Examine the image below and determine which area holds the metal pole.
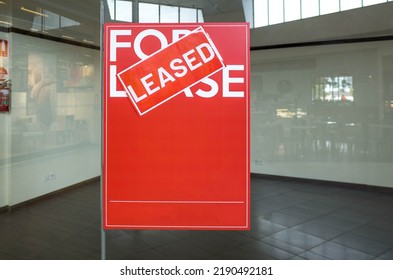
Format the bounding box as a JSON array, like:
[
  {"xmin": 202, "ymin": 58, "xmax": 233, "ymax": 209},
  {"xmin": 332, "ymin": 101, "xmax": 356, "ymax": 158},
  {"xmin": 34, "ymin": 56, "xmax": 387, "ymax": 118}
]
[
  {"xmin": 133, "ymin": 0, "xmax": 139, "ymax": 23},
  {"xmin": 99, "ymin": 0, "xmax": 106, "ymax": 261}
]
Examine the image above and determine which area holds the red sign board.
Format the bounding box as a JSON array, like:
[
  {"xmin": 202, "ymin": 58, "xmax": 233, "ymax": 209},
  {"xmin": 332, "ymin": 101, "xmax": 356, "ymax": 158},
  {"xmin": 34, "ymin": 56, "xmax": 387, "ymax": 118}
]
[{"xmin": 103, "ymin": 23, "xmax": 250, "ymax": 230}]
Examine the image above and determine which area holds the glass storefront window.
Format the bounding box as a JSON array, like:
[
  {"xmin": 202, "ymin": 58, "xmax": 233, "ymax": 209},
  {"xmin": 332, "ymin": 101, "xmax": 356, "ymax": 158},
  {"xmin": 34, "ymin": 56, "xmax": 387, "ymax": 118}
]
[
  {"xmin": 10, "ymin": 34, "xmax": 100, "ymax": 159},
  {"xmin": 197, "ymin": 9, "xmax": 204, "ymax": 22},
  {"xmin": 139, "ymin": 2, "xmax": 159, "ymax": 23},
  {"xmin": 254, "ymin": 0, "xmax": 268, "ymax": 27},
  {"xmin": 251, "ymin": 40, "xmax": 393, "ymax": 187},
  {"xmin": 269, "ymin": 0, "xmax": 284, "ymax": 25},
  {"xmin": 179, "ymin": 7, "xmax": 197, "ymax": 23},
  {"xmin": 160, "ymin": 5, "xmax": 178, "ymax": 23},
  {"xmin": 115, "ymin": 0, "xmax": 133, "ymax": 22},
  {"xmin": 320, "ymin": 0, "xmax": 339, "ymax": 15},
  {"xmin": 106, "ymin": 1, "xmax": 203, "ymax": 24},
  {"xmin": 284, "ymin": 0, "xmax": 301, "ymax": 22},
  {"xmin": 340, "ymin": 0, "xmax": 362, "ymax": 11},
  {"xmin": 254, "ymin": 0, "xmax": 391, "ymax": 27},
  {"xmin": 363, "ymin": 0, "xmax": 388, "ymax": 6},
  {"xmin": 301, "ymin": 0, "xmax": 319, "ymax": 19}
]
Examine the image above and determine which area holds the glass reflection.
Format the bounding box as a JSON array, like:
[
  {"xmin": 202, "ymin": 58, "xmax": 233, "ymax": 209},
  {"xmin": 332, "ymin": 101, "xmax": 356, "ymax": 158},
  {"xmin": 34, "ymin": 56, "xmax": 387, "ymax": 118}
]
[
  {"xmin": 160, "ymin": 5, "xmax": 179, "ymax": 23},
  {"xmin": 284, "ymin": 0, "xmax": 301, "ymax": 22},
  {"xmin": 8, "ymin": 33, "xmax": 100, "ymax": 159},
  {"xmin": 180, "ymin": 7, "xmax": 197, "ymax": 23},
  {"xmin": 139, "ymin": 2, "xmax": 159, "ymax": 23},
  {"xmin": 116, "ymin": 0, "xmax": 133, "ymax": 22},
  {"xmin": 251, "ymin": 41, "xmax": 393, "ymax": 165}
]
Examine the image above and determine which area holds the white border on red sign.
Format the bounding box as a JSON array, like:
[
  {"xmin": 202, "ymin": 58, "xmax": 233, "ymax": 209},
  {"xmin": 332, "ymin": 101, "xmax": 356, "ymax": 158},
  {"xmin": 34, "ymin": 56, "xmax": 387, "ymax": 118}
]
[{"xmin": 104, "ymin": 23, "xmax": 250, "ymax": 229}]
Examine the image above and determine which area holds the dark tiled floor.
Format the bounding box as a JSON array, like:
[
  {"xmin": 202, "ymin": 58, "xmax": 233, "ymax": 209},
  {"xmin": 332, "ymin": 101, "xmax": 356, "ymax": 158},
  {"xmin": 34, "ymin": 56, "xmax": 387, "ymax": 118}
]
[{"xmin": 1, "ymin": 175, "xmax": 393, "ymax": 260}]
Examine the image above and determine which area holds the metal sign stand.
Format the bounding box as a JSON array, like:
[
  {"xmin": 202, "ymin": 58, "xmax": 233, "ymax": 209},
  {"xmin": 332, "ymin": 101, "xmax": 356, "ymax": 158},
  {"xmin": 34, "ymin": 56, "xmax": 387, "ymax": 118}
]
[{"xmin": 100, "ymin": 0, "xmax": 106, "ymax": 261}]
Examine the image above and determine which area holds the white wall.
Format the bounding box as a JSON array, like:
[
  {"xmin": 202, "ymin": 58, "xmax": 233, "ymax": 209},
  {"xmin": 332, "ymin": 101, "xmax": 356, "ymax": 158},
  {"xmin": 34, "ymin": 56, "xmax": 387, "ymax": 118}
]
[{"xmin": 8, "ymin": 145, "xmax": 100, "ymax": 205}]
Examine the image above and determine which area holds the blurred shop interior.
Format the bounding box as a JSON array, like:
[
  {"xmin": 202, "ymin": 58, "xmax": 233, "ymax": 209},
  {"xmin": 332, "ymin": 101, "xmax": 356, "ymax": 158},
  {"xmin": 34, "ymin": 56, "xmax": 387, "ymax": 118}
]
[{"xmin": 0, "ymin": 0, "xmax": 393, "ymax": 230}]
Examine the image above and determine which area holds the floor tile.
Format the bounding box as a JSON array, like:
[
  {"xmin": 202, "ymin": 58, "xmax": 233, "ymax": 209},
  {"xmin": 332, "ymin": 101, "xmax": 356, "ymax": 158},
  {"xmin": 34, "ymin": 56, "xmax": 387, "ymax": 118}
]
[
  {"xmin": 377, "ymin": 248, "xmax": 393, "ymax": 260},
  {"xmin": 311, "ymin": 214, "xmax": 362, "ymax": 231},
  {"xmin": 1, "ymin": 176, "xmax": 393, "ymax": 260},
  {"xmin": 334, "ymin": 188, "xmax": 381, "ymax": 201},
  {"xmin": 269, "ymin": 194, "xmax": 308, "ymax": 206},
  {"xmin": 269, "ymin": 229, "xmax": 325, "ymax": 250},
  {"xmin": 0, "ymin": 229, "xmax": 24, "ymax": 250},
  {"xmin": 367, "ymin": 218, "xmax": 393, "ymax": 233},
  {"xmin": 329, "ymin": 208, "xmax": 380, "ymax": 224},
  {"xmin": 155, "ymin": 240, "xmax": 215, "ymax": 260},
  {"xmin": 131, "ymin": 230, "xmax": 181, "ymax": 247},
  {"xmin": 0, "ymin": 251, "xmax": 22, "ymax": 260},
  {"xmin": 285, "ymin": 190, "xmax": 322, "ymax": 200},
  {"xmin": 260, "ymin": 212, "xmax": 307, "ymax": 228},
  {"xmin": 350, "ymin": 225, "xmax": 393, "ymax": 245},
  {"xmin": 28, "ymin": 223, "xmax": 78, "ymax": 245},
  {"xmin": 311, "ymin": 196, "xmax": 348, "ymax": 209},
  {"xmin": 34, "ymin": 246, "xmax": 92, "ymax": 260},
  {"xmin": 292, "ymin": 221, "xmax": 344, "ymax": 240},
  {"xmin": 185, "ymin": 232, "xmax": 242, "ymax": 254},
  {"xmin": 290, "ymin": 256, "xmax": 307, "ymax": 260},
  {"xmin": 310, "ymin": 241, "xmax": 374, "ymax": 260},
  {"xmin": 0, "ymin": 236, "xmax": 53, "ymax": 259},
  {"xmin": 251, "ymin": 187, "xmax": 282, "ymax": 200},
  {"xmin": 277, "ymin": 205, "xmax": 325, "ymax": 220},
  {"xmin": 250, "ymin": 201, "xmax": 275, "ymax": 217},
  {"xmin": 346, "ymin": 202, "xmax": 390, "ymax": 217},
  {"xmin": 331, "ymin": 232, "xmax": 392, "ymax": 256},
  {"xmin": 216, "ymin": 230, "xmax": 257, "ymax": 245},
  {"xmin": 168, "ymin": 230, "xmax": 198, "ymax": 240},
  {"xmin": 245, "ymin": 240, "xmax": 295, "ymax": 259},
  {"xmin": 63, "ymin": 229, "xmax": 101, "ymax": 252},
  {"xmin": 259, "ymin": 236, "xmax": 305, "ymax": 255},
  {"xmin": 0, "ymin": 211, "xmax": 32, "ymax": 230},
  {"xmin": 121, "ymin": 248, "xmax": 170, "ymax": 260},
  {"xmin": 246, "ymin": 216, "xmax": 287, "ymax": 238},
  {"xmin": 370, "ymin": 194, "xmax": 393, "ymax": 206},
  {"xmin": 252, "ymin": 198, "xmax": 290, "ymax": 211},
  {"xmin": 380, "ymin": 213, "xmax": 393, "ymax": 223},
  {"xmin": 218, "ymin": 244, "xmax": 276, "ymax": 260},
  {"xmin": 106, "ymin": 234, "xmax": 152, "ymax": 259},
  {"xmin": 3, "ymin": 215, "xmax": 57, "ymax": 236},
  {"xmin": 56, "ymin": 242, "xmax": 99, "ymax": 259},
  {"xmin": 299, "ymin": 251, "xmax": 331, "ymax": 260},
  {"xmin": 295, "ymin": 200, "xmax": 340, "ymax": 214}
]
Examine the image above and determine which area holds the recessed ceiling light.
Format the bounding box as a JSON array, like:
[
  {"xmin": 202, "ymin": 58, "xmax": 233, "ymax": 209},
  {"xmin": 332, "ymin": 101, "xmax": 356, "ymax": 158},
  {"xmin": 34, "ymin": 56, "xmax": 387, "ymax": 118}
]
[{"xmin": 21, "ymin": 6, "xmax": 48, "ymax": 17}]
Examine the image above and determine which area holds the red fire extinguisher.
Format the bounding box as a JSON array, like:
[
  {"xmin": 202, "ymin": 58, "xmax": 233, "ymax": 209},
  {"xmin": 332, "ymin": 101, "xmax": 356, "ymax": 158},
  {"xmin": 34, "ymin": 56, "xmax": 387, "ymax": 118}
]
[{"xmin": 0, "ymin": 78, "xmax": 11, "ymax": 113}]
